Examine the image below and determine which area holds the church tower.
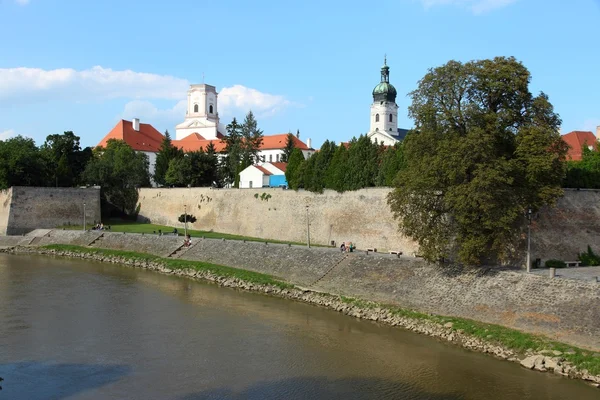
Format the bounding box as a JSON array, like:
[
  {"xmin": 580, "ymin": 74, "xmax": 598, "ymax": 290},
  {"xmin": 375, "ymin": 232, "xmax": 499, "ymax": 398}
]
[
  {"xmin": 175, "ymin": 84, "xmax": 221, "ymax": 140},
  {"xmin": 369, "ymin": 57, "xmax": 399, "ymax": 145}
]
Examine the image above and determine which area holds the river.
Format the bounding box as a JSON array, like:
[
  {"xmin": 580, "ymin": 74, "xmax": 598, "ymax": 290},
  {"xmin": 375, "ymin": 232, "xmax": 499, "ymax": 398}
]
[{"xmin": 0, "ymin": 254, "xmax": 597, "ymax": 399}]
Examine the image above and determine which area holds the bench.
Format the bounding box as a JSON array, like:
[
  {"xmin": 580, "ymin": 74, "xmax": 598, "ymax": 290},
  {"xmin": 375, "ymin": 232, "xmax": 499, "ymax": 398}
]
[
  {"xmin": 388, "ymin": 250, "xmax": 403, "ymax": 258},
  {"xmin": 366, "ymin": 248, "xmax": 377, "ymax": 253},
  {"xmin": 565, "ymin": 261, "xmax": 581, "ymax": 268}
]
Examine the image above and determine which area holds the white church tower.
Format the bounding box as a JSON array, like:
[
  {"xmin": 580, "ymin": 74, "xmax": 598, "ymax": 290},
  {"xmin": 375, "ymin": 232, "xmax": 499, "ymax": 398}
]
[
  {"xmin": 175, "ymin": 84, "xmax": 222, "ymax": 140},
  {"xmin": 368, "ymin": 57, "xmax": 400, "ymax": 146}
]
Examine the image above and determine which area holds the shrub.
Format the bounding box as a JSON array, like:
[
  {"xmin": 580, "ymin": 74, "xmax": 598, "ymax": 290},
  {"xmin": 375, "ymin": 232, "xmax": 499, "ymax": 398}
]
[
  {"xmin": 545, "ymin": 259, "xmax": 566, "ymax": 269},
  {"xmin": 577, "ymin": 245, "xmax": 600, "ymax": 266},
  {"xmin": 178, "ymin": 214, "xmax": 197, "ymax": 224}
]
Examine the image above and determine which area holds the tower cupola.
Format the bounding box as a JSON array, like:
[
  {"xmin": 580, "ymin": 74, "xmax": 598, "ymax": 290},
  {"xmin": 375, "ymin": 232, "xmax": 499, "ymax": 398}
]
[{"xmin": 372, "ymin": 56, "xmax": 397, "ymax": 103}]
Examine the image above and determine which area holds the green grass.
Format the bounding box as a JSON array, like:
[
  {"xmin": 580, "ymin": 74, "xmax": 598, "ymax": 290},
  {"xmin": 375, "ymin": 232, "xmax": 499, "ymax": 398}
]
[
  {"xmin": 58, "ymin": 219, "xmax": 327, "ymax": 247},
  {"xmin": 40, "ymin": 244, "xmax": 600, "ymax": 376},
  {"xmin": 42, "ymin": 244, "xmax": 294, "ymax": 290}
]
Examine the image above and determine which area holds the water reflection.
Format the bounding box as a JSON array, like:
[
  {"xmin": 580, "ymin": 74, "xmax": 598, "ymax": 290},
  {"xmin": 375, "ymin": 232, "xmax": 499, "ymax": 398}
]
[{"xmin": 0, "ymin": 254, "xmax": 597, "ymax": 400}]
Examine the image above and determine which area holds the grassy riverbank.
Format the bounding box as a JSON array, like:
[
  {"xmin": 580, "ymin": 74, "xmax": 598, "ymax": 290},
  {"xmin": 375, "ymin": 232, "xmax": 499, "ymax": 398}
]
[
  {"xmin": 41, "ymin": 244, "xmax": 600, "ymax": 376},
  {"xmin": 58, "ymin": 219, "xmax": 325, "ymax": 247}
]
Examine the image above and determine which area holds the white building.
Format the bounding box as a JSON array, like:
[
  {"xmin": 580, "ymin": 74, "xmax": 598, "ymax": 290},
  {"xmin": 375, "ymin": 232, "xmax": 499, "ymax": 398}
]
[
  {"xmin": 367, "ymin": 58, "xmax": 410, "ymax": 146},
  {"xmin": 239, "ymin": 162, "xmax": 287, "ymax": 189},
  {"xmin": 175, "ymin": 84, "xmax": 226, "ymax": 140}
]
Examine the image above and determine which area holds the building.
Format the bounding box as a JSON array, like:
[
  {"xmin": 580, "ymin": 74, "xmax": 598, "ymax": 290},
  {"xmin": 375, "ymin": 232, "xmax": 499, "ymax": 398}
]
[
  {"xmin": 561, "ymin": 129, "xmax": 599, "ymax": 161},
  {"xmin": 174, "ymin": 84, "xmax": 226, "ymax": 141},
  {"xmin": 366, "ymin": 58, "xmax": 410, "ymax": 146},
  {"xmin": 239, "ymin": 162, "xmax": 287, "ymax": 189}
]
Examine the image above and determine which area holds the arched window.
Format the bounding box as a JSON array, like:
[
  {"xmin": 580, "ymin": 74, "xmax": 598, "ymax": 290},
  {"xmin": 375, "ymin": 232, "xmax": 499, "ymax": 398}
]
[
  {"xmin": 375, "ymin": 114, "xmax": 380, "ymax": 122},
  {"xmin": 193, "ymin": 104, "xmax": 198, "ymax": 113},
  {"xmin": 389, "ymin": 113, "xmax": 393, "ymax": 122},
  {"xmin": 375, "ymin": 128, "xmax": 379, "ymax": 132},
  {"xmin": 209, "ymin": 105, "xmax": 214, "ymax": 114}
]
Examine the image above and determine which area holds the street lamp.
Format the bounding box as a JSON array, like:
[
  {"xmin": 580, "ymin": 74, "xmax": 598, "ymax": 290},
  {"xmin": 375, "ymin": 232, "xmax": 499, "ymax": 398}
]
[
  {"xmin": 526, "ymin": 208, "xmax": 532, "ymax": 273},
  {"xmin": 184, "ymin": 204, "xmax": 188, "ymax": 238},
  {"xmin": 83, "ymin": 202, "xmax": 86, "ymax": 232},
  {"xmin": 306, "ymin": 205, "xmax": 311, "ymax": 248}
]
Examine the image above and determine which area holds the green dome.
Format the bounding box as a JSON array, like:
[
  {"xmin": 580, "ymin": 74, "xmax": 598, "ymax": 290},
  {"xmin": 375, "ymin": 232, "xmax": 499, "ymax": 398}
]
[{"xmin": 372, "ymin": 82, "xmax": 397, "ymax": 102}]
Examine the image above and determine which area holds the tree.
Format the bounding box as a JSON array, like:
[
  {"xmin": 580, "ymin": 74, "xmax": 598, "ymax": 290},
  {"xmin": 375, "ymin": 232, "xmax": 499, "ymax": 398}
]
[
  {"xmin": 220, "ymin": 118, "xmax": 243, "ymax": 187},
  {"xmin": 240, "ymin": 111, "xmax": 263, "ymax": 169},
  {"xmin": 281, "ymin": 133, "xmax": 295, "ymax": 162},
  {"xmin": 40, "ymin": 131, "xmax": 92, "ymax": 187},
  {"xmin": 377, "ymin": 142, "xmax": 406, "ymax": 187},
  {"xmin": 388, "ymin": 57, "xmax": 568, "ymax": 265},
  {"xmin": 178, "ymin": 214, "xmax": 197, "ymax": 224},
  {"xmin": 285, "ymin": 148, "xmax": 305, "ymax": 190},
  {"xmin": 345, "ymin": 135, "xmax": 379, "ymax": 190},
  {"xmin": 0, "ymin": 136, "xmax": 48, "ymax": 189},
  {"xmin": 154, "ymin": 130, "xmax": 182, "ymax": 186},
  {"xmin": 83, "ymin": 139, "xmax": 151, "ymax": 215},
  {"xmin": 165, "ymin": 150, "xmax": 218, "ymax": 187},
  {"xmin": 305, "ymin": 140, "xmax": 336, "ymax": 192}
]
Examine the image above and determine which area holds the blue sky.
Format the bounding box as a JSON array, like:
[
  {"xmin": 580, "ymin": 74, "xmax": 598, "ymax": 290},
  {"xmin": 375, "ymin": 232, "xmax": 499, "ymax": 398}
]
[{"xmin": 1, "ymin": 0, "xmax": 599, "ymax": 148}]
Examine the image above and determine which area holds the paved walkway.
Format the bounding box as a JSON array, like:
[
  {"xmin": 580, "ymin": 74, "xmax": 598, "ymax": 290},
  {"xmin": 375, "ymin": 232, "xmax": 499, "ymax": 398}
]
[{"xmin": 530, "ymin": 266, "xmax": 600, "ymax": 283}]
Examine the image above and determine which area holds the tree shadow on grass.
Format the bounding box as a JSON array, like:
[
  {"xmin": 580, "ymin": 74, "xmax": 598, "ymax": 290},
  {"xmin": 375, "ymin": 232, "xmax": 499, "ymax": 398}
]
[
  {"xmin": 0, "ymin": 361, "xmax": 130, "ymax": 400},
  {"xmin": 177, "ymin": 376, "xmax": 463, "ymax": 400}
]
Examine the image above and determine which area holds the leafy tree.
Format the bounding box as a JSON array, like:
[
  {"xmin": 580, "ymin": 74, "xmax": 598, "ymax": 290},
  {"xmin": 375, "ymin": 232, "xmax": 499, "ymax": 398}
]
[
  {"xmin": 154, "ymin": 130, "xmax": 183, "ymax": 186},
  {"xmin": 220, "ymin": 118, "xmax": 243, "ymax": 187},
  {"xmin": 0, "ymin": 136, "xmax": 48, "ymax": 189},
  {"xmin": 178, "ymin": 214, "xmax": 197, "ymax": 224},
  {"xmin": 377, "ymin": 142, "xmax": 406, "ymax": 186},
  {"xmin": 205, "ymin": 141, "xmax": 217, "ymax": 156},
  {"xmin": 281, "ymin": 133, "xmax": 296, "ymax": 163},
  {"xmin": 325, "ymin": 144, "xmax": 349, "ymax": 192},
  {"xmin": 388, "ymin": 57, "xmax": 568, "ymax": 265},
  {"xmin": 40, "ymin": 131, "xmax": 91, "ymax": 187},
  {"xmin": 305, "ymin": 140, "xmax": 336, "ymax": 192},
  {"xmin": 83, "ymin": 139, "xmax": 151, "ymax": 215},
  {"xmin": 165, "ymin": 150, "xmax": 218, "ymax": 187},
  {"xmin": 240, "ymin": 111, "xmax": 264, "ymax": 169},
  {"xmin": 563, "ymin": 144, "xmax": 600, "ymax": 189},
  {"xmin": 345, "ymin": 135, "xmax": 379, "ymax": 190},
  {"xmin": 285, "ymin": 148, "xmax": 305, "ymax": 190}
]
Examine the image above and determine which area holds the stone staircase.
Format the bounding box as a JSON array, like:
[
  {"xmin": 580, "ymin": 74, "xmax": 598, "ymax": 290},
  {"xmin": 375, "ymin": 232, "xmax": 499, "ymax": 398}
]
[
  {"xmin": 309, "ymin": 254, "xmax": 352, "ymax": 287},
  {"xmin": 88, "ymin": 233, "xmax": 104, "ymax": 247},
  {"xmin": 166, "ymin": 241, "xmax": 197, "ymax": 259}
]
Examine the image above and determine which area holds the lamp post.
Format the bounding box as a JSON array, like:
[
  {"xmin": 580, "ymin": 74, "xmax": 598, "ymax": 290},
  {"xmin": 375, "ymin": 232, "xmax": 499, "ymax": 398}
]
[
  {"xmin": 306, "ymin": 205, "xmax": 311, "ymax": 248},
  {"xmin": 184, "ymin": 204, "xmax": 188, "ymax": 238},
  {"xmin": 526, "ymin": 208, "xmax": 532, "ymax": 273},
  {"xmin": 83, "ymin": 202, "xmax": 86, "ymax": 232}
]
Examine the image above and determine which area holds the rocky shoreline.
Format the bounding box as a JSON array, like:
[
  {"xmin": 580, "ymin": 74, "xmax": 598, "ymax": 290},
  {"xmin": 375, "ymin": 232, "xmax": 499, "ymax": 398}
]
[{"xmin": 2, "ymin": 245, "xmax": 600, "ymax": 388}]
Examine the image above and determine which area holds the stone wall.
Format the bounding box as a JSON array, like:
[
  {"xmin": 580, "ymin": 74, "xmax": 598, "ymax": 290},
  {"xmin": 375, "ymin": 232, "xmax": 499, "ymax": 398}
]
[
  {"xmin": 137, "ymin": 187, "xmax": 418, "ymax": 254},
  {"xmin": 0, "ymin": 188, "xmax": 12, "ymax": 235},
  {"xmin": 2, "ymin": 187, "xmax": 101, "ymax": 235}
]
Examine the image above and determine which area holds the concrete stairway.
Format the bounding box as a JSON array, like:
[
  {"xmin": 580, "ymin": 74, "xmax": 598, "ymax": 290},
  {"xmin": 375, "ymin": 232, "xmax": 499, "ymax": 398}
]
[{"xmin": 309, "ymin": 254, "xmax": 351, "ymax": 287}]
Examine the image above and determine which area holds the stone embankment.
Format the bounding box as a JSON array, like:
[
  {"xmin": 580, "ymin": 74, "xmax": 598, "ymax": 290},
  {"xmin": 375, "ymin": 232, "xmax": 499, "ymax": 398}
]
[{"xmin": 2, "ymin": 245, "xmax": 599, "ymax": 388}]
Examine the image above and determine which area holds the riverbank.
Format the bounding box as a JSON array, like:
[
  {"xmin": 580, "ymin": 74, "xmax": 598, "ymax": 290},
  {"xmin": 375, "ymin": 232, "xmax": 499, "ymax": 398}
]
[{"xmin": 2, "ymin": 244, "xmax": 599, "ymax": 388}]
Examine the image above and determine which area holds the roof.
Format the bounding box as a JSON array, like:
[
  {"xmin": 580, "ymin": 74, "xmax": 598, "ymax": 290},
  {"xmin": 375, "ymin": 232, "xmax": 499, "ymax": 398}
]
[
  {"xmin": 172, "ymin": 137, "xmax": 227, "ymax": 153},
  {"xmin": 260, "ymin": 134, "xmax": 311, "ymax": 150},
  {"xmin": 254, "ymin": 165, "xmax": 272, "ymax": 175},
  {"xmin": 97, "ymin": 120, "xmax": 164, "ymax": 152},
  {"xmin": 269, "ymin": 162, "xmax": 287, "ymax": 172},
  {"xmin": 562, "ymin": 131, "xmax": 597, "ymax": 161}
]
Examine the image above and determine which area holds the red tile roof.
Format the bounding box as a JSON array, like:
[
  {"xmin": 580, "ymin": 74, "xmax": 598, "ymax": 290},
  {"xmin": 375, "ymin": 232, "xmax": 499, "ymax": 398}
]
[
  {"xmin": 97, "ymin": 120, "xmax": 164, "ymax": 152},
  {"xmin": 254, "ymin": 165, "xmax": 272, "ymax": 175},
  {"xmin": 562, "ymin": 131, "xmax": 597, "ymax": 161},
  {"xmin": 172, "ymin": 138, "xmax": 227, "ymax": 153},
  {"xmin": 260, "ymin": 134, "xmax": 310, "ymax": 150},
  {"xmin": 269, "ymin": 162, "xmax": 287, "ymax": 172}
]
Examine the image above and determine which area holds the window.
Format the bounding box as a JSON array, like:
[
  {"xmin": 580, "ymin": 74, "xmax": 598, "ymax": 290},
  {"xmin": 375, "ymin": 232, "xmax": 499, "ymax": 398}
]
[
  {"xmin": 209, "ymin": 105, "xmax": 214, "ymax": 114},
  {"xmin": 375, "ymin": 114, "xmax": 380, "ymax": 122},
  {"xmin": 276, "ymin": 154, "xmax": 280, "ymax": 162},
  {"xmin": 193, "ymin": 104, "xmax": 198, "ymax": 113},
  {"xmin": 249, "ymin": 181, "xmax": 253, "ymax": 188},
  {"xmin": 389, "ymin": 114, "xmax": 393, "ymax": 122},
  {"xmin": 389, "ymin": 128, "xmax": 392, "ymax": 131},
  {"xmin": 269, "ymin": 154, "xmax": 272, "ymax": 162},
  {"xmin": 261, "ymin": 155, "xmax": 265, "ymax": 162},
  {"xmin": 376, "ymin": 128, "xmax": 379, "ymax": 131}
]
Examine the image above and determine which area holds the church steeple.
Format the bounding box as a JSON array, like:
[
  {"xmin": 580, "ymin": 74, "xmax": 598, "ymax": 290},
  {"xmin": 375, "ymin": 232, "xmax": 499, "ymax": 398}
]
[{"xmin": 381, "ymin": 55, "xmax": 390, "ymax": 83}]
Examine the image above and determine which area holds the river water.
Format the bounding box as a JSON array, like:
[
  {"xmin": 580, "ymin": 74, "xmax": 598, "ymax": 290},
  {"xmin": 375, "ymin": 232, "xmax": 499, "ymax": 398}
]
[{"xmin": 0, "ymin": 254, "xmax": 597, "ymax": 400}]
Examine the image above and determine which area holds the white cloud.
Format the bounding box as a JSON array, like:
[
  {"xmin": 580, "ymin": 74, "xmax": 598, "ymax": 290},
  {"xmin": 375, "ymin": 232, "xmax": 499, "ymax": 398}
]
[
  {"xmin": 15, "ymin": 0, "xmax": 30, "ymax": 5},
  {"xmin": 0, "ymin": 66, "xmax": 189, "ymax": 103},
  {"xmin": 0, "ymin": 129, "xmax": 18, "ymax": 140},
  {"xmin": 419, "ymin": 0, "xmax": 518, "ymax": 14},
  {"xmin": 121, "ymin": 84, "xmax": 293, "ymax": 123}
]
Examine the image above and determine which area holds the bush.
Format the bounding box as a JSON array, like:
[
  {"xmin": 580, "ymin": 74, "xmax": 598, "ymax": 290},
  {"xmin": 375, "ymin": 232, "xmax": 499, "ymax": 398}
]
[
  {"xmin": 178, "ymin": 214, "xmax": 197, "ymax": 224},
  {"xmin": 577, "ymin": 245, "xmax": 600, "ymax": 266},
  {"xmin": 545, "ymin": 259, "xmax": 566, "ymax": 269}
]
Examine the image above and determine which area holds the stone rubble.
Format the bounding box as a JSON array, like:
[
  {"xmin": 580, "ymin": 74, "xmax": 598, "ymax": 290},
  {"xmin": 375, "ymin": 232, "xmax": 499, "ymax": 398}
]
[{"xmin": 2, "ymin": 245, "xmax": 599, "ymax": 389}]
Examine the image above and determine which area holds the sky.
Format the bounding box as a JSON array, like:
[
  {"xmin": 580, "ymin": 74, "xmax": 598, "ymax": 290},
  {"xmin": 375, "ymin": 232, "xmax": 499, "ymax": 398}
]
[{"xmin": 1, "ymin": 0, "xmax": 599, "ymax": 149}]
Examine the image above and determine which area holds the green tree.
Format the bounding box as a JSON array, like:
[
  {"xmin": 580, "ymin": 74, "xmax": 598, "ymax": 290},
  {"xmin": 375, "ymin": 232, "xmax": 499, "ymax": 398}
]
[
  {"xmin": 165, "ymin": 150, "xmax": 218, "ymax": 187},
  {"xmin": 285, "ymin": 148, "xmax": 305, "ymax": 190},
  {"xmin": 0, "ymin": 136, "xmax": 48, "ymax": 189},
  {"xmin": 40, "ymin": 131, "xmax": 91, "ymax": 187},
  {"xmin": 325, "ymin": 144, "xmax": 349, "ymax": 192},
  {"xmin": 83, "ymin": 139, "xmax": 151, "ymax": 215},
  {"xmin": 388, "ymin": 57, "xmax": 568, "ymax": 265},
  {"xmin": 240, "ymin": 111, "xmax": 264, "ymax": 170},
  {"xmin": 305, "ymin": 140, "xmax": 336, "ymax": 192},
  {"xmin": 220, "ymin": 118, "xmax": 243, "ymax": 187},
  {"xmin": 154, "ymin": 130, "xmax": 182, "ymax": 186},
  {"xmin": 281, "ymin": 133, "xmax": 296, "ymax": 163},
  {"xmin": 345, "ymin": 135, "xmax": 379, "ymax": 190},
  {"xmin": 377, "ymin": 142, "xmax": 406, "ymax": 186}
]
